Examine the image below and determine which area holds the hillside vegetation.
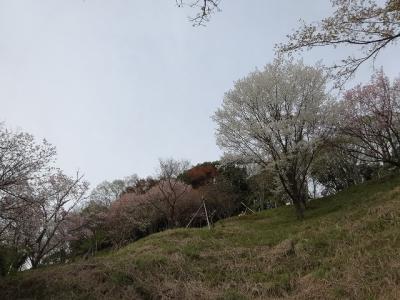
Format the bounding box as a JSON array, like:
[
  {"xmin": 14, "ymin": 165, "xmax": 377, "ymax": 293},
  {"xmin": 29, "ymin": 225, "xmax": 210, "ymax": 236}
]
[{"xmin": 1, "ymin": 175, "xmax": 400, "ymax": 299}]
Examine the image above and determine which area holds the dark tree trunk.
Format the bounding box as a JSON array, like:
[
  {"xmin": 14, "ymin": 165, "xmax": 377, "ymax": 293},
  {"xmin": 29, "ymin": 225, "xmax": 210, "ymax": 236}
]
[
  {"xmin": 300, "ymin": 195, "xmax": 307, "ymax": 210},
  {"xmin": 30, "ymin": 258, "xmax": 39, "ymax": 269},
  {"xmin": 293, "ymin": 199, "xmax": 305, "ymax": 219}
]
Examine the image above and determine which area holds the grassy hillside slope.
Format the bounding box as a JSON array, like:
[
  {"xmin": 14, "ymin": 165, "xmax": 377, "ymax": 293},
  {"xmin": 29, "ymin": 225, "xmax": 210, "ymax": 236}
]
[{"xmin": 1, "ymin": 175, "xmax": 400, "ymax": 299}]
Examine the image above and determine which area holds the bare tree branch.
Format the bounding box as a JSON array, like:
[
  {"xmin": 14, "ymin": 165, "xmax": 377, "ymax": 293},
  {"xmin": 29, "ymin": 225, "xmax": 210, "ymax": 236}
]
[
  {"xmin": 277, "ymin": 0, "xmax": 400, "ymax": 87},
  {"xmin": 176, "ymin": 0, "xmax": 221, "ymax": 26}
]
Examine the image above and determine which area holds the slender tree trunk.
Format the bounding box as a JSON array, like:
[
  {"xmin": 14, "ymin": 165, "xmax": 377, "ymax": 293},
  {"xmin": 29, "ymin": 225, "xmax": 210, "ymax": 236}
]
[
  {"xmin": 300, "ymin": 195, "xmax": 307, "ymax": 210},
  {"xmin": 287, "ymin": 169, "xmax": 306, "ymax": 219},
  {"xmin": 168, "ymin": 205, "xmax": 178, "ymax": 228},
  {"xmin": 293, "ymin": 199, "xmax": 304, "ymax": 219},
  {"xmin": 30, "ymin": 258, "xmax": 39, "ymax": 269}
]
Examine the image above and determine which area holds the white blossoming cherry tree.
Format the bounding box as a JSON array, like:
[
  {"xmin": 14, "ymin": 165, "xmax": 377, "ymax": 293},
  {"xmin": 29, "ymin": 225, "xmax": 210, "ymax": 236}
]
[{"xmin": 213, "ymin": 59, "xmax": 334, "ymax": 218}]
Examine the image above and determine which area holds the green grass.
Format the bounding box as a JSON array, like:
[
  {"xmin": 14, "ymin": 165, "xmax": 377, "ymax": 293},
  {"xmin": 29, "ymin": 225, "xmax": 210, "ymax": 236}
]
[{"xmin": 2, "ymin": 174, "xmax": 400, "ymax": 299}]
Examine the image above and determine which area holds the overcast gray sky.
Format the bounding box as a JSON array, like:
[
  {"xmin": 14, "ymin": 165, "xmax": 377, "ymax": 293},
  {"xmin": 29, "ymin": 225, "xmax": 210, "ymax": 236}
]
[{"xmin": 1, "ymin": 0, "xmax": 399, "ymax": 187}]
